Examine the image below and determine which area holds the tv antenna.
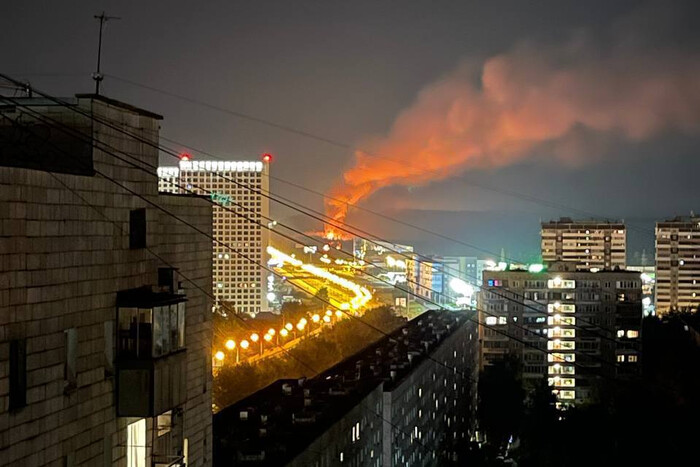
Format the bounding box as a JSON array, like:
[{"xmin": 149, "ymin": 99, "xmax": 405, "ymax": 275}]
[{"xmin": 93, "ymin": 11, "xmax": 120, "ymax": 95}]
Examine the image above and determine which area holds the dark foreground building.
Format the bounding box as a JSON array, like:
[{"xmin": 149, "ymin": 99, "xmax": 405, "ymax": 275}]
[
  {"xmin": 213, "ymin": 310, "xmax": 478, "ymax": 466},
  {"xmin": 0, "ymin": 95, "xmax": 213, "ymax": 466}
]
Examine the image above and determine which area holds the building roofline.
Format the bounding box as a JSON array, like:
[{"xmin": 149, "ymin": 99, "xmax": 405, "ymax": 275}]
[{"xmin": 75, "ymin": 94, "xmax": 164, "ymax": 120}]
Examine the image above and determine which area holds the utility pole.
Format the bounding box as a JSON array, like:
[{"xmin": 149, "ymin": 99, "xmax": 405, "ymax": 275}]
[{"xmin": 93, "ymin": 12, "xmax": 120, "ymax": 95}]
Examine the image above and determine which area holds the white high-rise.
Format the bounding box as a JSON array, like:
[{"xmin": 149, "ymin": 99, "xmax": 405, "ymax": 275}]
[{"xmin": 158, "ymin": 156, "xmax": 271, "ymax": 313}]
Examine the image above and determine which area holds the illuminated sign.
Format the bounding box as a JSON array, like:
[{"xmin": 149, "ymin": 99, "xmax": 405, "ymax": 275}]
[{"xmin": 210, "ymin": 192, "xmax": 232, "ymax": 205}]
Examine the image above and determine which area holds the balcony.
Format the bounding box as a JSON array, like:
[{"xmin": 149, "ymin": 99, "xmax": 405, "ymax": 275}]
[{"xmin": 116, "ymin": 287, "xmax": 188, "ymax": 418}]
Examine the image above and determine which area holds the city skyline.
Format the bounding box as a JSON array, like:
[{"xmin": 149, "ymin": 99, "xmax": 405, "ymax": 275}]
[
  {"xmin": 3, "ymin": 1, "xmax": 700, "ymax": 256},
  {"xmin": 2, "ymin": 2, "xmax": 700, "ymax": 466}
]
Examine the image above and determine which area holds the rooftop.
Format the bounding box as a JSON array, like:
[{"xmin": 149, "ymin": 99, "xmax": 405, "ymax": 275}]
[
  {"xmin": 542, "ymin": 217, "xmax": 624, "ymax": 228},
  {"xmin": 213, "ymin": 309, "xmax": 470, "ymax": 466}
]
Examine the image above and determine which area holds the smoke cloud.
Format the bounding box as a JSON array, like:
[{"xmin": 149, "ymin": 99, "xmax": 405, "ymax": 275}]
[{"xmin": 325, "ymin": 39, "xmax": 700, "ymax": 237}]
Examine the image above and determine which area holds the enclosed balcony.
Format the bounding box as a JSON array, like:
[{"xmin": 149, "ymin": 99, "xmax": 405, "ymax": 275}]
[{"xmin": 116, "ymin": 287, "xmax": 188, "ymax": 417}]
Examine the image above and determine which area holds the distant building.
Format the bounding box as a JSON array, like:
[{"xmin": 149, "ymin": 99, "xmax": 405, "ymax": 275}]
[
  {"xmin": 213, "ymin": 310, "xmax": 478, "ymax": 466},
  {"xmin": 655, "ymin": 214, "xmax": 700, "ymax": 314},
  {"xmin": 406, "ymin": 255, "xmax": 434, "ymax": 302},
  {"xmin": 541, "ymin": 218, "xmax": 626, "ymax": 270},
  {"xmin": 627, "ymin": 265, "xmax": 656, "ymax": 316},
  {"xmin": 479, "ymin": 262, "xmax": 641, "ymax": 407},
  {"xmin": 0, "ymin": 95, "xmax": 212, "ymax": 465},
  {"xmin": 158, "ymin": 157, "xmax": 271, "ymax": 314}
]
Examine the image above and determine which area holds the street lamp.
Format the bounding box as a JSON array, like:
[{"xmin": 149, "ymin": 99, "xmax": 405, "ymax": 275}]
[
  {"xmin": 214, "ymin": 351, "xmax": 225, "ymax": 362},
  {"xmin": 225, "ymin": 339, "xmax": 236, "ymax": 350},
  {"xmin": 280, "ymin": 328, "xmax": 289, "ymax": 337}
]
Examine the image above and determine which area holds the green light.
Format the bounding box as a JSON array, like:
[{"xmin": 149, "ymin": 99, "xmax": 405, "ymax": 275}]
[{"xmin": 528, "ymin": 264, "xmax": 545, "ymax": 273}]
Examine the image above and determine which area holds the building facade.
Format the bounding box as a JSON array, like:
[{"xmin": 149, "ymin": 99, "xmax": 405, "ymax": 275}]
[
  {"xmin": 479, "ymin": 263, "xmax": 641, "ymax": 407},
  {"xmin": 158, "ymin": 158, "xmax": 271, "ymax": 314},
  {"xmin": 0, "ymin": 95, "xmax": 212, "ymax": 466},
  {"xmin": 213, "ymin": 310, "xmax": 478, "ymax": 466},
  {"xmin": 406, "ymin": 256, "xmax": 434, "ymax": 302},
  {"xmin": 541, "ymin": 218, "xmax": 626, "ymax": 270},
  {"xmin": 655, "ymin": 215, "xmax": 700, "ymax": 314}
]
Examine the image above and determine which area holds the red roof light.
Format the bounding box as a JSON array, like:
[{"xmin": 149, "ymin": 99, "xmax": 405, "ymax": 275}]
[
  {"xmin": 262, "ymin": 153, "xmax": 273, "ymax": 163},
  {"xmin": 180, "ymin": 153, "xmax": 191, "ymax": 161}
]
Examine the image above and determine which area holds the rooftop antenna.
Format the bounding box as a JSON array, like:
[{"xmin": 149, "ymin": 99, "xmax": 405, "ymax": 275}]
[{"xmin": 93, "ymin": 11, "xmax": 120, "ymax": 95}]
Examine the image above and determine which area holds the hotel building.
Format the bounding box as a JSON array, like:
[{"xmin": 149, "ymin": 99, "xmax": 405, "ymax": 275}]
[{"xmin": 158, "ymin": 157, "xmax": 271, "ymax": 314}]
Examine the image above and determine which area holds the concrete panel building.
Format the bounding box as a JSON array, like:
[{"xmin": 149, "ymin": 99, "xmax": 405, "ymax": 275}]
[
  {"xmin": 479, "ymin": 262, "xmax": 641, "ymax": 407},
  {"xmin": 213, "ymin": 310, "xmax": 478, "ymax": 466},
  {"xmin": 0, "ymin": 95, "xmax": 213, "ymax": 466},
  {"xmin": 541, "ymin": 218, "xmax": 626, "ymax": 270},
  {"xmin": 655, "ymin": 214, "xmax": 700, "ymax": 314},
  {"xmin": 158, "ymin": 157, "xmax": 271, "ymax": 314}
]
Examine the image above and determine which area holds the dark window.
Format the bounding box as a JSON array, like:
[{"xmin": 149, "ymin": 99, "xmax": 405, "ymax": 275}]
[
  {"xmin": 65, "ymin": 328, "xmax": 77, "ymax": 392},
  {"xmin": 129, "ymin": 208, "xmax": 147, "ymax": 249},
  {"xmin": 9, "ymin": 339, "xmax": 27, "ymax": 410}
]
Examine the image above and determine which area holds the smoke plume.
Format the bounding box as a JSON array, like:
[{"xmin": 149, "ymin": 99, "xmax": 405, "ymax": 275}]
[{"xmin": 325, "ymin": 40, "xmax": 700, "ymax": 237}]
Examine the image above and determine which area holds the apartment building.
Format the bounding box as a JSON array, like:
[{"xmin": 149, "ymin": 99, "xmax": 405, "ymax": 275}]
[
  {"xmin": 541, "ymin": 218, "xmax": 626, "ymax": 270},
  {"xmin": 406, "ymin": 255, "xmax": 434, "ymax": 302},
  {"xmin": 0, "ymin": 95, "xmax": 212, "ymax": 466},
  {"xmin": 479, "ymin": 262, "xmax": 641, "ymax": 407},
  {"xmin": 213, "ymin": 310, "xmax": 478, "ymax": 466},
  {"xmin": 158, "ymin": 156, "xmax": 271, "ymax": 314},
  {"xmin": 655, "ymin": 214, "xmax": 700, "ymax": 314}
]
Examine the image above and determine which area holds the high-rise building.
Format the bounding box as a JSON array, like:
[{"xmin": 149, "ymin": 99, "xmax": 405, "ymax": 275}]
[
  {"xmin": 655, "ymin": 214, "xmax": 700, "ymax": 314},
  {"xmin": 541, "ymin": 218, "xmax": 626, "ymax": 270},
  {"xmin": 213, "ymin": 310, "xmax": 478, "ymax": 466},
  {"xmin": 158, "ymin": 157, "xmax": 271, "ymax": 314},
  {"xmin": 479, "ymin": 262, "xmax": 641, "ymax": 407},
  {"xmin": 0, "ymin": 95, "xmax": 213, "ymax": 465}
]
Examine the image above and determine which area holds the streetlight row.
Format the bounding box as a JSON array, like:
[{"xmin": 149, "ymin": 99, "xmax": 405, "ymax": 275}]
[{"xmin": 213, "ymin": 309, "xmax": 346, "ymax": 363}]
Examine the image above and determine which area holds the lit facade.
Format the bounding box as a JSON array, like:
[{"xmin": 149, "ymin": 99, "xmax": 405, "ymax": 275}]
[
  {"xmin": 0, "ymin": 95, "xmax": 212, "ymax": 465},
  {"xmin": 158, "ymin": 159, "xmax": 271, "ymax": 313},
  {"xmin": 655, "ymin": 215, "xmax": 700, "ymax": 314},
  {"xmin": 541, "ymin": 218, "xmax": 626, "ymax": 270},
  {"xmin": 213, "ymin": 310, "xmax": 478, "ymax": 466},
  {"xmin": 479, "ymin": 262, "xmax": 641, "ymax": 407},
  {"xmin": 406, "ymin": 255, "xmax": 434, "ymax": 301}
]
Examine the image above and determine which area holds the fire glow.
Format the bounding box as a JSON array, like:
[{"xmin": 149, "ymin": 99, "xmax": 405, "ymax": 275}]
[{"xmin": 324, "ymin": 43, "xmax": 700, "ymax": 230}]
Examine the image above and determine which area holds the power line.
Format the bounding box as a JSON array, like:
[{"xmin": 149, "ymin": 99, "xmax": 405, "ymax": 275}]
[
  {"xmin": 105, "ymin": 72, "xmax": 656, "ymax": 238},
  {"xmin": 0, "ymin": 106, "xmax": 446, "ymax": 460},
  {"xmin": 0, "ymin": 84, "xmax": 636, "ymax": 354},
  {"xmin": 2, "ymin": 92, "xmax": 633, "ymax": 372},
  {"xmin": 5, "ymin": 93, "xmax": 634, "ymax": 356}
]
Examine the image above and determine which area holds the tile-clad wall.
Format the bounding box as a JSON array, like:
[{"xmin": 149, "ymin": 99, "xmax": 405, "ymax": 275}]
[
  {"xmin": 0, "ymin": 97, "xmax": 212, "ymax": 466},
  {"xmin": 157, "ymin": 194, "xmax": 213, "ymax": 466}
]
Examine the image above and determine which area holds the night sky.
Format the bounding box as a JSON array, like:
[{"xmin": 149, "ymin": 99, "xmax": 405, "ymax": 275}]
[{"xmin": 3, "ymin": 0, "xmax": 699, "ymax": 261}]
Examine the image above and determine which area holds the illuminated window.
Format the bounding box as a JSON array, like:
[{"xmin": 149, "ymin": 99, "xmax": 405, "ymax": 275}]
[
  {"xmin": 485, "ymin": 317, "xmax": 497, "ymax": 326},
  {"xmin": 559, "ymin": 390, "xmax": 575, "ymax": 400},
  {"xmin": 629, "ymin": 355, "xmax": 638, "ymax": 362},
  {"xmin": 617, "ymin": 355, "xmax": 625, "ymax": 362},
  {"xmin": 127, "ymin": 419, "xmax": 147, "ymax": 467},
  {"xmin": 627, "ymin": 330, "xmax": 639, "ymax": 338},
  {"xmin": 617, "ymin": 330, "xmax": 624, "ymax": 338}
]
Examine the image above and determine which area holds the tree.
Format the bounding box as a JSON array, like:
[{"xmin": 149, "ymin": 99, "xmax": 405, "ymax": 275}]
[{"xmin": 478, "ymin": 355, "xmax": 524, "ymax": 453}]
